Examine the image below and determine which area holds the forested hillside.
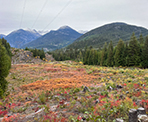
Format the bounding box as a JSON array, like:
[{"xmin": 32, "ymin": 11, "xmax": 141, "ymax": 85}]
[
  {"xmin": 67, "ymin": 22, "xmax": 148, "ymax": 49},
  {"xmin": 51, "ymin": 33, "xmax": 148, "ymax": 68}
]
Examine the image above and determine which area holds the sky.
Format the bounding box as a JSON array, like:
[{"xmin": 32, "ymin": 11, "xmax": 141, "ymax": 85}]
[{"xmin": 0, "ymin": 0, "xmax": 148, "ymax": 35}]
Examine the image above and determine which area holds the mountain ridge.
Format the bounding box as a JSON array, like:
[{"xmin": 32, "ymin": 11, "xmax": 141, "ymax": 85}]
[
  {"xmin": 21, "ymin": 26, "xmax": 82, "ymax": 51},
  {"xmin": 67, "ymin": 22, "xmax": 148, "ymax": 49}
]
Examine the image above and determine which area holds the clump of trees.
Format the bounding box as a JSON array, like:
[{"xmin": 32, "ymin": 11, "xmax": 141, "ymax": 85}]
[
  {"xmin": 25, "ymin": 47, "xmax": 45, "ymax": 60},
  {"xmin": 51, "ymin": 33, "xmax": 148, "ymax": 68},
  {"xmin": 0, "ymin": 38, "xmax": 11, "ymax": 97}
]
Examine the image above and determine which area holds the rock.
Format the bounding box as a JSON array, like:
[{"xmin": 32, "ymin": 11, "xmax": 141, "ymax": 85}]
[
  {"xmin": 119, "ymin": 95, "xmax": 123, "ymax": 99},
  {"xmin": 83, "ymin": 86, "xmax": 89, "ymax": 92},
  {"xmin": 4, "ymin": 106, "xmax": 6, "ymax": 110},
  {"xmin": 126, "ymin": 91, "xmax": 129, "ymax": 94},
  {"xmin": 116, "ymin": 118, "xmax": 124, "ymax": 122},
  {"xmin": 82, "ymin": 117, "xmax": 86, "ymax": 120},
  {"xmin": 23, "ymin": 108, "xmax": 45, "ymax": 121},
  {"xmin": 7, "ymin": 114, "xmax": 12, "ymax": 117},
  {"xmin": 95, "ymin": 99, "xmax": 99, "ymax": 104},
  {"xmin": 117, "ymin": 85, "xmax": 123, "ymax": 89},
  {"xmin": 109, "ymin": 86, "xmax": 113, "ymax": 90}
]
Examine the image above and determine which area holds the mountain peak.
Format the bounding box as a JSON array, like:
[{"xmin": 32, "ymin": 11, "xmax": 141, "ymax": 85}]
[
  {"xmin": 112, "ymin": 22, "xmax": 127, "ymax": 25},
  {"xmin": 58, "ymin": 26, "xmax": 72, "ymax": 30}
]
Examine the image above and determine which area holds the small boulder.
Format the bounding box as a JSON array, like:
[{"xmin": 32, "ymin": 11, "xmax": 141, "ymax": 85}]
[
  {"xmin": 116, "ymin": 85, "xmax": 123, "ymax": 89},
  {"xmin": 83, "ymin": 86, "xmax": 89, "ymax": 92}
]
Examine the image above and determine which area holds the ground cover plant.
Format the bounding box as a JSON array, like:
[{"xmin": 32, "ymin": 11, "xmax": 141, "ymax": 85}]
[{"xmin": 0, "ymin": 61, "xmax": 148, "ymax": 121}]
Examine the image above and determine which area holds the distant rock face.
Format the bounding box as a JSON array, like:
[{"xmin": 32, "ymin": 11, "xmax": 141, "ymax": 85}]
[
  {"xmin": 5, "ymin": 29, "xmax": 41, "ymax": 48},
  {"xmin": 11, "ymin": 48, "xmax": 54, "ymax": 64}
]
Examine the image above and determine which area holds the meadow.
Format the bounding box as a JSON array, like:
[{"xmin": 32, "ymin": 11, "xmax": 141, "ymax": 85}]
[{"xmin": 0, "ymin": 61, "xmax": 148, "ymax": 121}]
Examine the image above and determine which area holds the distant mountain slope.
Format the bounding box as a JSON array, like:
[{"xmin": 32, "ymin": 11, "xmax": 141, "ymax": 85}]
[
  {"xmin": 5, "ymin": 29, "xmax": 41, "ymax": 48},
  {"xmin": 0, "ymin": 34, "xmax": 5, "ymax": 39},
  {"xmin": 67, "ymin": 22, "xmax": 148, "ymax": 49},
  {"xmin": 21, "ymin": 26, "xmax": 82, "ymax": 51}
]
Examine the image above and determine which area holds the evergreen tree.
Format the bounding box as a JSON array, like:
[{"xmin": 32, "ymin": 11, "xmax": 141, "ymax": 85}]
[
  {"xmin": 122, "ymin": 42, "xmax": 128, "ymax": 66},
  {"xmin": 106, "ymin": 41, "xmax": 113, "ymax": 67},
  {"xmin": 77, "ymin": 51, "xmax": 83, "ymax": 62},
  {"xmin": 83, "ymin": 48, "xmax": 90, "ymax": 65},
  {"xmin": 94, "ymin": 50, "xmax": 98, "ymax": 65},
  {"xmin": 98, "ymin": 51, "xmax": 101, "ymax": 65},
  {"xmin": 100, "ymin": 42, "xmax": 107, "ymax": 66},
  {"xmin": 40, "ymin": 48, "xmax": 45, "ymax": 60},
  {"xmin": 141, "ymin": 36, "xmax": 148, "ymax": 68},
  {"xmin": 0, "ymin": 43, "xmax": 11, "ymax": 97},
  {"xmin": 139, "ymin": 34, "xmax": 144, "ymax": 45},
  {"xmin": 0, "ymin": 38, "xmax": 12, "ymax": 58},
  {"xmin": 88, "ymin": 49, "xmax": 95, "ymax": 65},
  {"xmin": 128, "ymin": 33, "xmax": 141, "ymax": 66},
  {"xmin": 114, "ymin": 39, "xmax": 124, "ymax": 66}
]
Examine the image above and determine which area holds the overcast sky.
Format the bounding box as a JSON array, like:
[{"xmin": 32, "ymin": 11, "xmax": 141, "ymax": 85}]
[{"xmin": 0, "ymin": 0, "xmax": 148, "ymax": 35}]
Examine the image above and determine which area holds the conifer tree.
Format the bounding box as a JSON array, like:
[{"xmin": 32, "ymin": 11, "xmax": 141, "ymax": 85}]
[
  {"xmin": 83, "ymin": 48, "xmax": 90, "ymax": 65},
  {"xmin": 106, "ymin": 41, "xmax": 113, "ymax": 67},
  {"xmin": 77, "ymin": 51, "xmax": 83, "ymax": 62},
  {"xmin": 114, "ymin": 39, "xmax": 124, "ymax": 66},
  {"xmin": 88, "ymin": 49, "xmax": 94, "ymax": 65},
  {"xmin": 0, "ymin": 43, "xmax": 11, "ymax": 97},
  {"xmin": 0, "ymin": 38, "xmax": 12, "ymax": 58},
  {"xmin": 128, "ymin": 33, "xmax": 141, "ymax": 66},
  {"xmin": 100, "ymin": 42, "xmax": 107, "ymax": 66},
  {"xmin": 122, "ymin": 42, "xmax": 128, "ymax": 66},
  {"xmin": 141, "ymin": 36, "xmax": 148, "ymax": 68},
  {"xmin": 94, "ymin": 50, "xmax": 98, "ymax": 65},
  {"xmin": 98, "ymin": 51, "xmax": 101, "ymax": 65},
  {"xmin": 139, "ymin": 34, "xmax": 144, "ymax": 45}
]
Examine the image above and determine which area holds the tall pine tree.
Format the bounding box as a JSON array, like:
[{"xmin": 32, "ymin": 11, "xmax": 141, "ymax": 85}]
[
  {"xmin": 106, "ymin": 41, "xmax": 113, "ymax": 67},
  {"xmin": 100, "ymin": 42, "xmax": 107, "ymax": 66},
  {"xmin": 114, "ymin": 39, "xmax": 124, "ymax": 66},
  {"xmin": 141, "ymin": 36, "xmax": 148, "ymax": 68},
  {"xmin": 128, "ymin": 33, "xmax": 141, "ymax": 66}
]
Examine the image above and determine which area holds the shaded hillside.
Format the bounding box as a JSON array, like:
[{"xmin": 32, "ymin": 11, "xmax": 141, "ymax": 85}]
[
  {"xmin": 67, "ymin": 22, "xmax": 148, "ymax": 49},
  {"xmin": 5, "ymin": 29, "xmax": 41, "ymax": 48},
  {"xmin": 21, "ymin": 26, "xmax": 82, "ymax": 51}
]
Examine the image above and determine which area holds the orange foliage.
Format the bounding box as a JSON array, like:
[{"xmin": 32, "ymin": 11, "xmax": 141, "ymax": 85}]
[{"xmin": 21, "ymin": 74, "xmax": 99, "ymax": 91}]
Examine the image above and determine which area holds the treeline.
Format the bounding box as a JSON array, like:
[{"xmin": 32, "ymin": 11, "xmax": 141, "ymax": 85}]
[
  {"xmin": 0, "ymin": 38, "xmax": 11, "ymax": 97},
  {"xmin": 25, "ymin": 47, "xmax": 45, "ymax": 60},
  {"xmin": 50, "ymin": 33, "xmax": 148, "ymax": 68}
]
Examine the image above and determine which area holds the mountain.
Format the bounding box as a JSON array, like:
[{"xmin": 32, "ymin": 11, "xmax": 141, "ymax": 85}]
[
  {"xmin": 78, "ymin": 30, "xmax": 88, "ymax": 34},
  {"xmin": 37, "ymin": 30, "xmax": 49, "ymax": 35},
  {"xmin": 67, "ymin": 22, "xmax": 148, "ymax": 49},
  {"xmin": 0, "ymin": 34, "xmax": 5, "ymax": 39},
  {"xmin": 21, "ymin": 26, "xmax": 82, "ymax": 51},
  {"xmin": 5, "ymin": 29, "xmax": 41, "ymax": 48}
]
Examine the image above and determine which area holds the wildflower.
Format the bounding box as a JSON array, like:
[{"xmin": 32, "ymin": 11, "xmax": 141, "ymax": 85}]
[
  {"xmin": 77, "ymin": 115, "xmax": 82, "ymax": 121},
  {"xmin": 133, "ymin": 102, "xmax": 137, "ymax": 107},
  {"xmin": 64, "ymin": 91, "xmax": 67, "ymax": 94}
]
